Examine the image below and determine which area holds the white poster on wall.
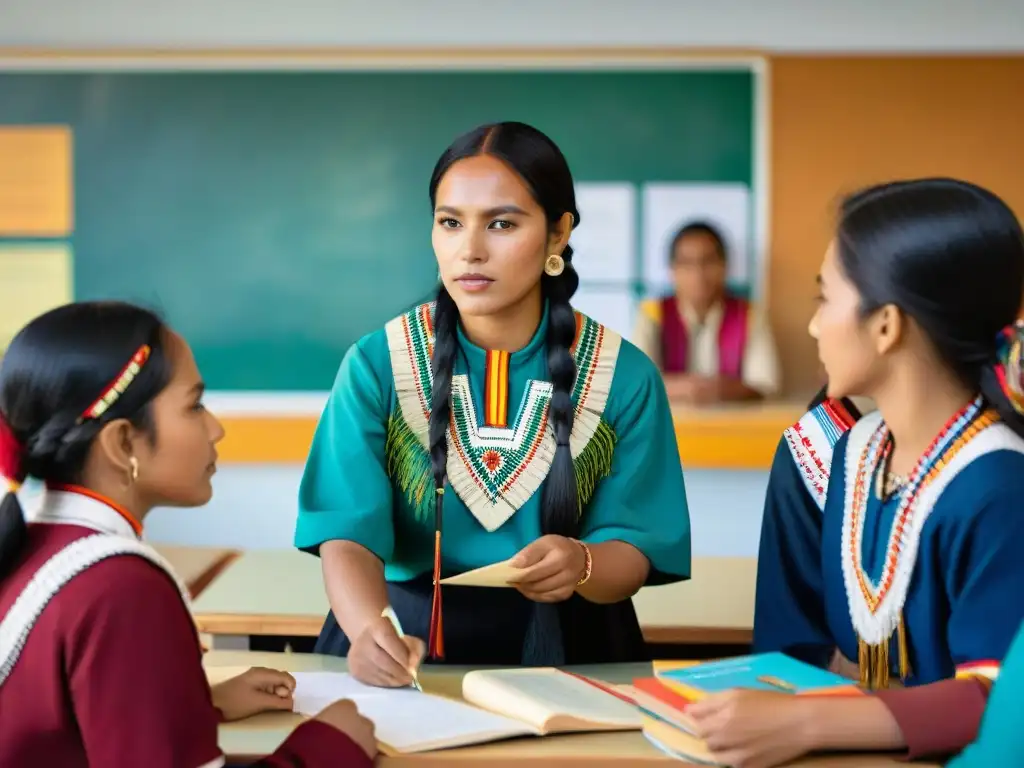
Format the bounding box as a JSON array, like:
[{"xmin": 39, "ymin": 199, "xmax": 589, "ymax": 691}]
[
  {"xmin": 568, "ymin": 182, "xmax": 636, "ymax": 283},
  {"xmin": 570, "ymin": 286, "xmax": 637, "ymax": 343},
  {"xmin": 640, "ymin": 182, "xmax": 752, "ymax": 297}
]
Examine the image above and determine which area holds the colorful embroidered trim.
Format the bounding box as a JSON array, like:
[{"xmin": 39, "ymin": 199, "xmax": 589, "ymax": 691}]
[
  {"xmin": 783, "ymin": 398, "xmax": 858, "ymax": 511},
  {"xmin": 839, "ymin": 398, "xmax": 1024, "ymax": 688},
  {"xmin": 79, "ymin": 344, "xmax": 151, "ymax": 422},
  {"xmin": 385, "ymin": 304, "xmax": 620, "ymax": 532},
  {"xmin": 484, "ymin": 349, "xmax": 510, "ymax": 427},
  {"xmin": 955, "ymin": 660, "xmax": 1001, "ymax": 683}
]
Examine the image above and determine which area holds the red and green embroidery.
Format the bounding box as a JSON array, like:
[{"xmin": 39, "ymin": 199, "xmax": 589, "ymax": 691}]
[{"xmin": 384, "ymin": 304, "xmax": 620, "ymax": 530}]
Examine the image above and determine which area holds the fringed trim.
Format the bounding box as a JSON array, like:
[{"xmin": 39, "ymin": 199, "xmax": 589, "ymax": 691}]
[
  {"xmin": 385, "ymin": 411, "xmax": 433, "ymax": 523},
  {"xmin": 383, "ymin": 305, "xmax": 624, "ymax": 532},
  {"xmin": 857, "ymin": 613, "xmax": 912, "ymax": 690},
  {"xmin": 573, "ymin": 418, "xmax": 617, "ymax": 513}
]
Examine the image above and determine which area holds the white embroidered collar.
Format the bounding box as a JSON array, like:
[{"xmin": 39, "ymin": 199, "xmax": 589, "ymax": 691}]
[{"xmin": 26, "ymin": 490, "xmax": 141, "ymax": 541}]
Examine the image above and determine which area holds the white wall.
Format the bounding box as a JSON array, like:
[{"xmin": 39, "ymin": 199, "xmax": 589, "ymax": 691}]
[
  {"xmin": 137, "ymin": 465, "xmax": 771, "ymax": 559},
  {"xmin": 3, "ymin": 0, "xmax": 1024, "ymax": 53}
]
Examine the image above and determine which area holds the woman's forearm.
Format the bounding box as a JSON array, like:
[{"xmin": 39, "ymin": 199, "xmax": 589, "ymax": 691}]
[
  {"xmin": 801, "ymin": 696, "xmax": 906, "ymax": 753},
  {"xmin": 320, "ymin": 540, "xmax": 390, "ymax": 641},
  {"xmin": 575, "ymin": 540, "xmax": 650, "ymax": 604}
]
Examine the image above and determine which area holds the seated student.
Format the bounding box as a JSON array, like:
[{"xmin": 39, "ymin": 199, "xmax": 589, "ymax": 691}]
[
  {"xmin": 0, "ymin": 302, "xmax": 376, "ymax": 768},
  {"xmin": 752, "ymin": 386, "xmax": 865, "ymax": 669},
  {"xmin": 295, "ymin": 121, "xmax": 691, "ymax": 686},
  {"xmin": 689, "ymin": 178, "xmax": 1024, "ymax": 767},
  {"xmin": 947, "ymin": 619, "xmax": 1024, "ymax": 767},
  {"xmin": 633, "ymin": 221, "xmax": 781, "ymax": 404}
]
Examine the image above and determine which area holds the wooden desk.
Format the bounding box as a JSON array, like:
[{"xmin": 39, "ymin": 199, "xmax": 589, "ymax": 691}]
[
  {"xmin": 672, "ymin": 400, "xmax": 803, "ymax": 470},
  {"xmin": 215, "ymin": 400, "xmax": 805, "ymax": 470},
  {"xmin": 206, "ymin": 650, "xmax": 925, "ymax": 767},
  {"xmin": 192, "ymin": 551, "xmax": 756, "ymax": 648},
  {"xmin": 152, "ymin": 544, "xmax": 238, "ymax": 599}
]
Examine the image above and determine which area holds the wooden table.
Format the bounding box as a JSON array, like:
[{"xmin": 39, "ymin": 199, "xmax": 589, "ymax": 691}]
[
  {"xmin": 152, "ymin": 544, "xmax": 237, "ymax": 599},
  {"xmin": 191, "ymin": 551, "xmax": 757, "ymax": 649},
  {"xmin": 206, "ymin": 650, "xmax": 926, "ymax": 767}
]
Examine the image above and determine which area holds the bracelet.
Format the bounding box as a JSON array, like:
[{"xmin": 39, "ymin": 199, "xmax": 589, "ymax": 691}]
[{"xmin": 572, "ymin": 539, "xmax": 593, "ymax": 586}]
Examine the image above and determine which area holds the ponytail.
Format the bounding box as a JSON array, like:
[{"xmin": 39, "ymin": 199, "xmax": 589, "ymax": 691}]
[
  {"xmin": 0, "ymin": 412, "xmax": 28, "ymax": 579},
  {"xmin": 981, "ymin": 320, "xmax": 1024, "ymax": 440}
]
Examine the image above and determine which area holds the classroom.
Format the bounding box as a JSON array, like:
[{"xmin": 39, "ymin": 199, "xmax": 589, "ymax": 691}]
[{"xmin": 1, "ymin": 1, "xmax": 1024, "ymax": 766}]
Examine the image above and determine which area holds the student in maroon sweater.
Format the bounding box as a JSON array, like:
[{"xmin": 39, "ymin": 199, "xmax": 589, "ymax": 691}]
[{"xmin": 0, "ymin": 301, "xmax": 376, "ymax": 768}]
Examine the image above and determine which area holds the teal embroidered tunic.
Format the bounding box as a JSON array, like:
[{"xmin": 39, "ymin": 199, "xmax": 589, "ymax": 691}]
[
  {"xmin": 296, "ymin": 302, "xmax": 691, "ymax": 584},
  {"xmin": 294, "ymin": 302, "xmax": 691, "ymax": 664}
]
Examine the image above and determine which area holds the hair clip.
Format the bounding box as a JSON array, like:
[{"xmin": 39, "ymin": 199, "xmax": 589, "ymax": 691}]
[
  {"xmin": 995, "ymin": 320, "xmax": 1024, "ymax": 415},
  {"xmin": 79, "ymin": 345, "xmax": 152, "ymax": 423}
]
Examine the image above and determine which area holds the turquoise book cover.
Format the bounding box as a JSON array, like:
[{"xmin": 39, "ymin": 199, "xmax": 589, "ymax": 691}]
[{"xmin": 654, "ymin": 652, "xmax": 858, "ymax": 697}]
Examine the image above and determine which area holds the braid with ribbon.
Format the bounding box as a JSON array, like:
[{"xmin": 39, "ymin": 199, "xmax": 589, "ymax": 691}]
[{"xmin": 0, "ymin": 412, "xmax": 28, "ymax": 578}]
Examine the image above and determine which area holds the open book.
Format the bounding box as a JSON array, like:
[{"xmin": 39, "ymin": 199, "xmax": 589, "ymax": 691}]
[{"xmin": 287, "ymin": 666, "xmax": 641, "ymax": 754}]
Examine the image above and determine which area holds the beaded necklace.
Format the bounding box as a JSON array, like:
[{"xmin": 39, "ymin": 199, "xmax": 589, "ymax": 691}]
[{"xmin": 841, "ymin": 394, "xmax": 998, "ymax": 689}]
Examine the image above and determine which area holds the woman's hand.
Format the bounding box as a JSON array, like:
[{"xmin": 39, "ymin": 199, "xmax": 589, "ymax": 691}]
[
  {"xmin": 509, "ymin": 535, "xmax": 587, "ymax": 603},
  {"xmin": 211, "ymin": 667, "xmax": 296, "ymax": 722},
  {"xmin": 348, "ymin": 615, "xmax": 426, "ymax": 688},
  {"xmin": 688, "ymin": 690, "xmax": 817, "ymax": 768},
  {"xmin": 313, "ymin": 699, "xmax": 378, "ymax": 760}
]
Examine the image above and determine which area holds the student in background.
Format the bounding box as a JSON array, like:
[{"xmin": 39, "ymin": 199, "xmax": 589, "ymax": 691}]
[
  {"xmin": 633, "ymin": 221, "xmax": 781, "ymax": 404},
  {"xmin": 947, "ymin": 620, "xmax": 1024, "ymax": 766},
  {"xmin": 295, "ymin": 121, "xmax": 691, "ymax": 686},
  {"xmin": 0, "ymin": 302, "xmax": 376, "ymax": 768},
  {"xmin": 689, "ymin": 179, "xmax": 1024, "ymax": 766}
]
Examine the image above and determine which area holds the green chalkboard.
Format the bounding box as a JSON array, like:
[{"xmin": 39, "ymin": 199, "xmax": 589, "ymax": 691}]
[{"xmin": 0, "ymin": 69, "xmax": 754, "ymax": 391}]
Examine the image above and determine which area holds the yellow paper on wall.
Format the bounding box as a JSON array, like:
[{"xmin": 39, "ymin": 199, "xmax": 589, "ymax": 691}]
[
  {"xmin": 0, "ymin": 126, "xmax": 73, "ymax": 237},
  {"xmin": 0, "ymin": 244, "xmax": 73, "ymax": 352}
]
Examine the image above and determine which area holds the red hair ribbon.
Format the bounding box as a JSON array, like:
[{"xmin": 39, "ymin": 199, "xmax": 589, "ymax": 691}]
[
  {"xmin": 995, "ymin": 320, "xmax": 1024, "ymax": 416},
  {"xmin": 0, "ymin": 413, "xmax": 25, "ymax": 491}
]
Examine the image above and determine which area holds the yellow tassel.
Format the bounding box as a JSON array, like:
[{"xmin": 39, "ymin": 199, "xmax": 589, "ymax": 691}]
[
  {"xmin": 858, "ymin": 638, "xmax": 870, "ymax": 688},
  {"xmin": 897, "ymin": 614, "xmax": 911, "ymax": 682}
]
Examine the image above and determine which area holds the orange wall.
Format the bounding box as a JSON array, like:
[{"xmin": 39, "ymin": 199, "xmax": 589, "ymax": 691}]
[{"xmin": 769, "ymin": 55, "xmax": 1024, "ymax": 396}]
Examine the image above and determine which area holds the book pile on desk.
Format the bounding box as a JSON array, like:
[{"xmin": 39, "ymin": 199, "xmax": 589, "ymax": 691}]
[{"xmin": 622, "ymin": 652, "xmax": 862, "ymax": 764}]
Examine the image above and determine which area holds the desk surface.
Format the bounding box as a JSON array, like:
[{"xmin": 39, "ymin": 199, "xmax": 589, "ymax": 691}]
[
  {"xmin": 206, "ymin": 650, "xmax": 926, "ymax": 767},
  {"xmin": 152, "ymin": 544, "xmax": 237, "ymax": 599},
  {"xmin": 191, "ymin": 551, "xmax": 757, "ymax": 646}
]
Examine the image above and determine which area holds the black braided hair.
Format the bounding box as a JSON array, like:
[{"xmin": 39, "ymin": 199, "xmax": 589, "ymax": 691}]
[
  {"xmin": 427, "ymin": 123, "xmax": 583, "ymax": 664},
  {"xmin": 0, "ymin": 302, "xmax": 172, "ymax": 578}
]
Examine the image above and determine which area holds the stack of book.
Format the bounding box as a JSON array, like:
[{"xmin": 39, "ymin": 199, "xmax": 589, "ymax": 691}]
[{"xmin": 621, "ymin": 652, "xmax": 862, "ymax": 764}]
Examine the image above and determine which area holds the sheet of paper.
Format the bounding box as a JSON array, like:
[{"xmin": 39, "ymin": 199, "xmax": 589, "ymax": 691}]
[
  {"xmin": 569, "ymin": 182, "xmax": 637, "ymax": 282},
  {"xmin": 0, "ymin": 244, "xmax": 73, "ymax": 351},
  {"xmin": 640, "ymin": 182, "xmax": 752, "ymax": 296},
  {"xmin": 570, "ymin": 286, "xmax": 637, "ymax": 342},
  {"xmin": 440, "ymin": 558, "xmax": 523, "ymax": 587},
  {"xmin": 0, "ymin": 126, "xmax": 73, "ymax": 237},
  {"xmin": 290, "ymin": 671, "xmax": 534, "ymax": 752}
]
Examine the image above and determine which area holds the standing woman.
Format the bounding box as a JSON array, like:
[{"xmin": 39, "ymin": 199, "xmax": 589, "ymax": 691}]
[
  {"xmin": 295, "ymin": 121, "xmax": 691, "ymax": 685},
  {"xmin": 688, "ymin": 179, "xmax": 1024, "ymax": 767}
]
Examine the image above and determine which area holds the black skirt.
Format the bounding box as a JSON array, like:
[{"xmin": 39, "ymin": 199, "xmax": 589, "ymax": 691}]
[{"xmin": 314, "ymin": 573, "xmax": 649, "ymax": 666}]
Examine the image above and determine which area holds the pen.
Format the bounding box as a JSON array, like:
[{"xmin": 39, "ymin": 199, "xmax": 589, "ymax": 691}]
[{"xmin": 381, "ymin": 606, "xmax": 423, "ymax": 691}]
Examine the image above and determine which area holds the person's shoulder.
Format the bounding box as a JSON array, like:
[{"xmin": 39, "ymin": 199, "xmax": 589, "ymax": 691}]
[
  {"xmin": 53, "ymin": 544, "xmax": 192, "ymax": 635},
  {"xmin": 935, "ymin": 422, "xmax": 1024, "ymax": 518},
  {"xmin": 573, "ymin": 310, "xmax": 664, "ymax": 403},
  {"xmin": 334, "ymin": 302, "xmax": 437, "ymax": 393},
  {"xmin": 637, "ymin": 297, "xmax": 665, "ymax": 324}
]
